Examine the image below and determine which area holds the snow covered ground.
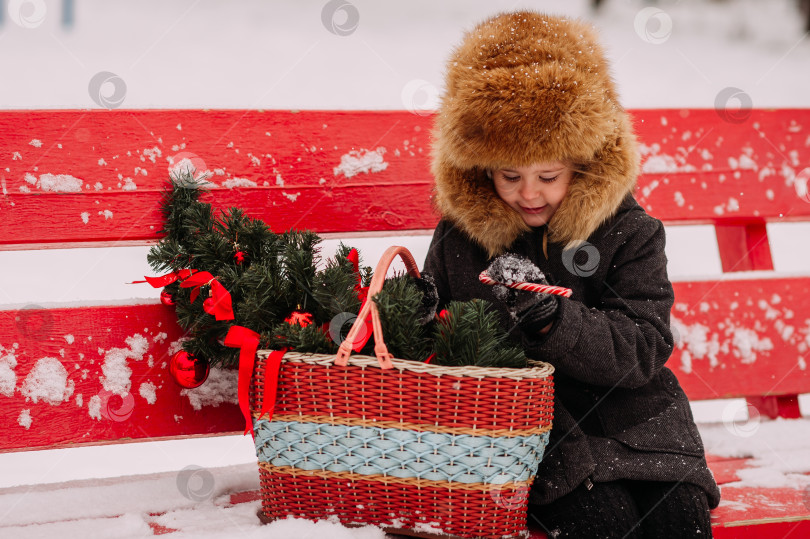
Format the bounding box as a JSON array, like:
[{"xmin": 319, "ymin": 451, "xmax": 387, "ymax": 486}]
[
  {"xmin": 2, "ymin": 0, "xmax": 810, "ymax": 536},
  {"xmin": 1, "ymin": 419, "xmax": 809, "ymax": 538}
]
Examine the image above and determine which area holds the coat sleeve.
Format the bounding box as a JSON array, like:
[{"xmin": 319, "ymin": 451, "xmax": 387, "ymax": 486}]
[
  {"xmin": 523, "ymin": 217, "xmax": 675, "ymax": 389},
  {"xmin": 422, "ymin": 220, "xmax": 453, "ymax": 310}
]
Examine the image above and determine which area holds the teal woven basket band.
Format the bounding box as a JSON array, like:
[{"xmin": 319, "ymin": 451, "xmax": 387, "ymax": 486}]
[{"xmin": 254, "ymin": 418, "xmax": 550, "ymax": 485}]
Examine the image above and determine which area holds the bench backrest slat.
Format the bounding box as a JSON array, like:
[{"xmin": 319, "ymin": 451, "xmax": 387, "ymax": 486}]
[
  {"xmin": 2, "ymin": 109, "xmax": 809, "ymax": 249},
  {"xmin": 1, "ymin": 110, "xmax": 436, "ymax": 248},
  {"xmin": 0, "ymin": 304, "xmax": 242, "ymax": 453}
]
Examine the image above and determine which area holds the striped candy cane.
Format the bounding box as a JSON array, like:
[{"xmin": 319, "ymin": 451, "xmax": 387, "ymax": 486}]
[{"xmin": 478, "ymin": 271, "xmax": 573, "ymax": 298}]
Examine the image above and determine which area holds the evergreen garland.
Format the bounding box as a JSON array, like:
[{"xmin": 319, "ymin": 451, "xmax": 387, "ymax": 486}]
[
  {"xmin": 373, "ymin": 275, "xmax": 528, "ymax": 368},
  {"xmin": 148, "ymin": 171, "xmax": 528, "ymax": 370},
  {"xmin": 431, "ymin": 300, "xmax": 527, "ymax": 368},
  {"xmin": 147, "ymin": 172, "xmax": 372, "ymax": 367},
  {"xmin": 372, "ymin": 274, "xmax": 435, "ymax": 362}
]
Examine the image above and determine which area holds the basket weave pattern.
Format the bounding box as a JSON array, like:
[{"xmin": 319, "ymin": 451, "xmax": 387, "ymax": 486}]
[
  {"xmin": 254, "ymin": 352, "xmax": 554, "ymax": 434},
  {"xmin": 251, "ymin": 352, "xmax": 554, "ymax": 538},
  {"xmin": 254, "ymin": 418, "xmax": 549, "ymax": 482},
  {"xmin": 257, "ymin": 464, "xmax": 534, "ymax": 537}
]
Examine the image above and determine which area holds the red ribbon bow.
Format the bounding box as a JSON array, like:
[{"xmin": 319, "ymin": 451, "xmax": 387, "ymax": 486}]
[
  {"xmin": 179, "ymin": 271, "xmax": 235, "ymax": 321},
  {"xmin": 131, "ymin": 269, "xmax": 198, "ymax": 288},
  {"xmin": 134, "ymin": 269, "xmax": 233, "ymax": 320},
  {"xmin": 347, "ymin": 248, "xmax": 368, "ymax": 303},
  {"xmin": 423, "ymin": 310, "xmax": 450, "ymax": 364},
  {"xmin": 347, "ymin": 249, "xmax": 372, "ymax": 351},
  {"xmin": 224, "ymin": 326, "xmax": 286, "ymax": 437}
]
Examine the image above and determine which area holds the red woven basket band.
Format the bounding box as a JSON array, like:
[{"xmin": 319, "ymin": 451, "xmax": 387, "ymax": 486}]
[
  {"xmin": 258, "ymin": 461, "xmax": 534, "ymax": 492},
  {"xmin": 257, "ymin": 465, "xmax": 531, "ymax": 538},
  {"xmin": 249, "ymin": 354, "xmax": 554, "ymax": 431}
]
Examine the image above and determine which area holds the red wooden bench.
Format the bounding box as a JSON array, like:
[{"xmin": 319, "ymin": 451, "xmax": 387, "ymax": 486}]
[{"xmin": 1, "ymin": 109, "xmax": 808, "ymax": 537}]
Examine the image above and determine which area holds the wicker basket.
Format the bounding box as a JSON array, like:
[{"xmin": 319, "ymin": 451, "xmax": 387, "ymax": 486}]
[{"xmin": 250, "ymin": 246, "xmax": 555, "ymax": 539}]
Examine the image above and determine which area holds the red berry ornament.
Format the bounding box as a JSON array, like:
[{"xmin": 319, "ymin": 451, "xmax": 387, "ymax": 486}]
[
  {"xmin": 234, "ymin": 251, "xmax": 247, "ymax": 265},
  {"xmin": 160, "ymin": 290, "xmax": 175, "ymax": 306},
  {"xmin": 284, "ymin": 310, "xmax": 314, "ymax": 327},
  {"xmin": 203, "ymin": 297, "xmax": 215, "ymax": 315},
  {"xmin": 169, "ymin": 351, "xmax": 210, "ymax": 388}
]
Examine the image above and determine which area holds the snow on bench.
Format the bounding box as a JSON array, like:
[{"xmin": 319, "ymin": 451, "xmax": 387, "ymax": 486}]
[{"xmin": 1, "ymin": 109, "xmax": 809, "ymax": 537}]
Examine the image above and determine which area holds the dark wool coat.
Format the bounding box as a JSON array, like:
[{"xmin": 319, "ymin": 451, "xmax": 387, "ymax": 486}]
[
  {"xmin": 423, "ymin": 193, "xmax": 722, "ymax": 509},
  {"xmin": 427, "ymin": 11, "xmax": 720, "ymax": 509}
]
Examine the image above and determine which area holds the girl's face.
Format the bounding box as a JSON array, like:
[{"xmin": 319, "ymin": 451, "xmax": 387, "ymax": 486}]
[{"xmin": 491, "ymin": 161, "xmax": 573, "ymax": 227}]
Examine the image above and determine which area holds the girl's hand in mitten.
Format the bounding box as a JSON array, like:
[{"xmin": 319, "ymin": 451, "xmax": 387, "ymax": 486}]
[
  {"xmin": 485, "ymin": 254, "xmax": 560, "ymax": 335},
  {"xmin": 413, "ymin": 272, "xmax": 439, "ymax": 325}
]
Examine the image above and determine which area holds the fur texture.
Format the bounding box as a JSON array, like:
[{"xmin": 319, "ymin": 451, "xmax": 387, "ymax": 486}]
[{"xmin": 432, "ymin": 11, "xmax": 640, "ymax": 256}]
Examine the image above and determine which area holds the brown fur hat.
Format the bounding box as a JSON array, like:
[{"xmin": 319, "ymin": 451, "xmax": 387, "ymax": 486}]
[{"xmin": 431, "ymin": 11, "xmax": 639, "ymax": 257}]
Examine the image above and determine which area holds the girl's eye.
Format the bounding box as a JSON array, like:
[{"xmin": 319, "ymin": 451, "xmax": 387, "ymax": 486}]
[
  {"xmin": 540, "ymin": 175, "xmax": 559, "ymax": 183},
  {"xmin": 502, "ymin": 175, "xmax": 520, "ymax": 182}
]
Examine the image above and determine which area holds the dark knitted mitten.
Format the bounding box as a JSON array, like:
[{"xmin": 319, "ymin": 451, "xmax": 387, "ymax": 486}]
[
  {"xmin": 486, "ymin": 254, "xmax": 560, "ymax": 333},
  {"xmin": 517, "ymin": 293, "xmax": 560, "ymax": 335},
  {"xmin": 413, "ymin": 272, "xmax": 439, "ymax": 325}
]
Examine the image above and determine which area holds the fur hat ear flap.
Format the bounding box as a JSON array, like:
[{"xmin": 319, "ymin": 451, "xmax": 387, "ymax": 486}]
[
  {"xmin": 547, "ymin": 122, "xmax": 640, "ymax": 249},
  {"xmin": 432, "ymin": 159, "xmax": 529, "ymax": 258}
]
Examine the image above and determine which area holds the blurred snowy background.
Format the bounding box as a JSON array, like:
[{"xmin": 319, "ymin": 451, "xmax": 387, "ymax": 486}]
[
  {"xmin": 1, "ymin": 0, "xmax": 809, "ymax": 536},
  {"xmin": 1, "ymin": 0, "xmax": 809, "ymax": 109}
]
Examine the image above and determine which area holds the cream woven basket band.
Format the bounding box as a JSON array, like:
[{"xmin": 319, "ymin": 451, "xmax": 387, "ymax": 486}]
[{"xmin": 253, "ymin": 413, "xmax": 553, "ymax": 438}]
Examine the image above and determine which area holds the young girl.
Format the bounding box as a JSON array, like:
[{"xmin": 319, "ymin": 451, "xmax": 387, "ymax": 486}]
[{"xmin": 423, "ymin": 12, "xmax": 720, "ymax": 538}]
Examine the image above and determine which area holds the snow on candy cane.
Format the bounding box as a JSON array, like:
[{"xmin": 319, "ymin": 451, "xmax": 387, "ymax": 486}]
[{"xmin": 478, "ymin": 270, "xmax": 573, "ymax": 297}]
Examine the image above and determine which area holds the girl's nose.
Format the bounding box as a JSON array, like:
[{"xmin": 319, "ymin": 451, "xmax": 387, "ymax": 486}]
[{"xmin": 519, "ymin": 180, "xmax": 542, "ymax": 201}]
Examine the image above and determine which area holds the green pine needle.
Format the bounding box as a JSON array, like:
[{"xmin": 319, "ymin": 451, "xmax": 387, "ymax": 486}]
[{"xmin": 431, "ymin": 300, "xmax": 527, "ymax": 368}]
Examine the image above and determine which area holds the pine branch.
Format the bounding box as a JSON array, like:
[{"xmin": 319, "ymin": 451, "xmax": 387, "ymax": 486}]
[
  {"xmin": 270, "ymin": 321, "xmax": 336, "ymax": 354},
  {"xmin": 279, "ymin": 230, "xmax": 320, "ymax": 313},
  {"xmin": 373, "ymin": 274, "xmax": 434, "ymax": 362},
  {"xmin": 431, "ymin": 300, "xmax": 527, "ymax": 368},
  {"xmin": 311, "ymin": 243, "xmax": 363, "ymax": 323}
]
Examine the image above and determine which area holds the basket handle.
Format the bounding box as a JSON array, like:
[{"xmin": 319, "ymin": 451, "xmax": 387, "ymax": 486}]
[{"xmin": 335, "ymin": 246, "xmax": 421, "ymax": 369}]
